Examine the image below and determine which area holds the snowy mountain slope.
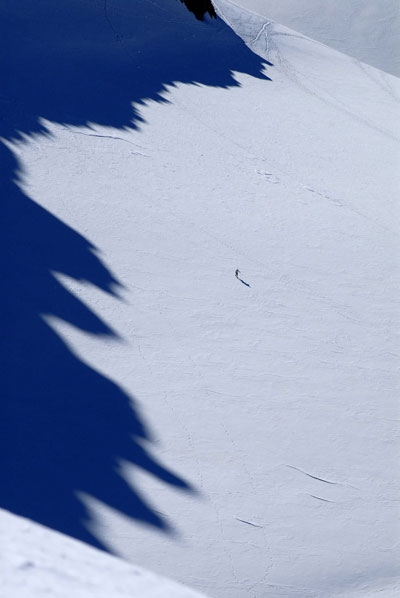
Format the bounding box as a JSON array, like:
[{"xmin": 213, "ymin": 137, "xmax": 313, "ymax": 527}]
[
  {"xmin": 1, "ymin": 0, "xmax": 267, "ymax": 551},
  {"xmin": 2, "ymin": 0, "xmax": 400, "ymax": 597},
  {"xmin": 234, "ymin": 0, "xmax": 400, "ymax": 76},
  {"xmin": 0, "ymin": 509, "xmax": 209, "ymax": 598}
]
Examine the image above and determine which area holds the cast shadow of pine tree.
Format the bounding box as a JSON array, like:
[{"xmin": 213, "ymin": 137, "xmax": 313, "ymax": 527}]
[{"xmin": 0, "ymin": 0, "xmax": 271, "ymax": 550}]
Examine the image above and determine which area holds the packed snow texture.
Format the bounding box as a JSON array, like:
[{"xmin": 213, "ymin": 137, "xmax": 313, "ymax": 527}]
[
  {"xmin": 2, "ymin": 0, "xmax": 400, "ymax": 597},
  {"xmin": 0, "ymin": 509, "xmax": 208, "ymax": 598},
  {"xmin": 234, "ymin": 0, "xmax": 400, "ymax": 76}
]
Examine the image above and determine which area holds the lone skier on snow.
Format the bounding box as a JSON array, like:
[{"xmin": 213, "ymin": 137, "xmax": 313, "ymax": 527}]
[{"xmin": 235, "ymin": 269, "xmax": 250, "ymax": 287}]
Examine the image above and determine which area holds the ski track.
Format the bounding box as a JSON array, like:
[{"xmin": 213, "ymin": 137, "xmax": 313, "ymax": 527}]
[{"xmin": 3, "ymin": 1, "xmax": 399, "ymax": 596}]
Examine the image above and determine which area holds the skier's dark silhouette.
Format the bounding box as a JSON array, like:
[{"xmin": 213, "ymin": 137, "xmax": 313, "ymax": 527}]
[{"xmin": 235, "ymin": 269, "xmax": 250, "ymax": 287}]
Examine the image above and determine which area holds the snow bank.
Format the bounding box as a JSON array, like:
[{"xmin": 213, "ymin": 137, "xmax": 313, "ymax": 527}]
[{"xmin": 0, "ymin": 509, "xmax": 208, "ymax": 598}]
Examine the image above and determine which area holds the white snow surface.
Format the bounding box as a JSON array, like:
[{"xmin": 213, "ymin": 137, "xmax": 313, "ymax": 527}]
[
  {"xmin": 2, "ymin": 1, "xmax": 400, "ymax": 597},
  {"xmin": 233, "ymin": 0, "xmax": 400, "ymax": 76},
  {"xmin": 0, "ymin": 508, "xmax": 208, "ymax": 598}
]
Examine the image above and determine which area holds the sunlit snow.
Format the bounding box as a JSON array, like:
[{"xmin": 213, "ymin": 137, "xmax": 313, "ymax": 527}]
[{"xmin": 2, "ymin": 1, "xmax": 399, "ymax": 597}]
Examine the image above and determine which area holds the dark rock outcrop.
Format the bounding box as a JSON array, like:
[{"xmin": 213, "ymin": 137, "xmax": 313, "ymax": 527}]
[{"xmin": 179, "ymin": 0, "xmax": 217, "ymax": 20}]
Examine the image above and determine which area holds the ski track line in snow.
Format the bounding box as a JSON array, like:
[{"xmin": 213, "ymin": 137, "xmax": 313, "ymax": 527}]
[
  {"xmin": 182, "ymin": 323, "xmax": 277, "ymax": 589},
  {"xmin": 222, "ymin": 432, "xmax": 275, "ymax": 591},
  {"xmin": 186, "ymin": 349, "xmax": 276, "ymax": 592},
  {"xmin": 285, "ymin": 465, "xmax": 358, "ymax": 490},
  {"xmin": 176, "ymin": 353, "xmax": 258, "ymax": 593},
  {"xmin": 235, "ymin": 518, "xmax": 264, "ymax": 528},
  {"xmin": 286, "ymin": 465, "xmax": 338, "ymax": 485},
  {"xmin": 307, "ymin": 494, "xmax": 336, "ymax": 504},
  {"xmin": 227, "ymin": 7, "xmax": 399, "ymax": 145},
  {"xmin": 188, "ymin": 209, "xmax": 366, "ymax": 333},
  {"xmin": 263, "ymin": 24, "xmax": 400, "ymax": 143},
  {"xmin": 4, "ymin": 3, "xmax": 399, "ymax": 597},
  {"xmin": 172, "ymin": 83, "xmax": 399, "ymax": 242},
  {"xmin": 60, "ymin": 127, "xmax": 150, "ymax": 156},
  {"xmin": 12, "ymin": 116, "xmax": 394, "ymax": 341},
  {"xmin": 216, "ymin": 418, "xmax": 276, "ymax": 589},
  {"xmin": 159, "ymin": 384, "xmax": 207, "ymax": 498},
  {"xmin": 134, "ymin": 179, "xmax": 390, "ymax": 341},
  {"xmin": 354, "ymin": 59, "xmax": 400, "ymax": 104}
]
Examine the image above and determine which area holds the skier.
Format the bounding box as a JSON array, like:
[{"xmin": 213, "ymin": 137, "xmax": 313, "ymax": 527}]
[{"xmin": 235, "ymin": 269, "xmax": 240, "ymax": 279}]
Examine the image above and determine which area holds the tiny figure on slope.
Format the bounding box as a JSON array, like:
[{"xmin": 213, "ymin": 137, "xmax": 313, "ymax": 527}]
[{"xmin": 235, "ymin": 269, "xmax": 251, "ymax": 288}]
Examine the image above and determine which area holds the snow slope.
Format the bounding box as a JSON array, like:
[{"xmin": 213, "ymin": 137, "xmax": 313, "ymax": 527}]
[
  {"xmin": 234, "ymin": 0, "xmax": 400, "ymax": 76},
  {"xmin": 2, "ymin": 0, "xmax": 399, "ymax": 597},
  {"xmin": 0, "ymin": 508, "xmax": 208, "ymax": 598}
]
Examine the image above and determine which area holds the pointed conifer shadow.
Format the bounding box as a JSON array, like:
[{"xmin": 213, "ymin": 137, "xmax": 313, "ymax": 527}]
[{"xmin": 1, "ymin": 0, "xmax": 272, "ymax": 550}]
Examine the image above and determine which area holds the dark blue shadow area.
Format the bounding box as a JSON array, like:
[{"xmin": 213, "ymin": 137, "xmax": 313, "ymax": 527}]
[
  {"xmin": 1, "ymin": 0, "xmax": 271, "ymax": 139},
  {"xmin": 0, "ymin": 0, "xmax": 271, "ymax": 550},
  {"xmin": 0, "ymin": 145, "xmax": 194, "ymax": 550}
]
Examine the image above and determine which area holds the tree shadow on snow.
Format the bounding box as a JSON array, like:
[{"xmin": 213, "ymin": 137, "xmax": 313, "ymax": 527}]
[{"xmin": 0, "ymin": 0, "xmax": 272, "ymax": 551}]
